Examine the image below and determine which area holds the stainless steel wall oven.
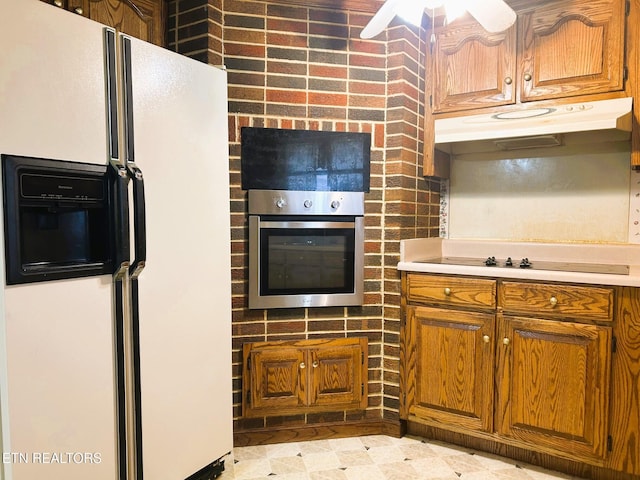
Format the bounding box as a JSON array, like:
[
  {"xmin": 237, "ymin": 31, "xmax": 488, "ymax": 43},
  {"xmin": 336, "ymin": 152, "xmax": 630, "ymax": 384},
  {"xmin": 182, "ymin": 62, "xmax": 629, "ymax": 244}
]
[{"xmin": 248, "ymin": 190, "xmax": 364, "ymax": 309}]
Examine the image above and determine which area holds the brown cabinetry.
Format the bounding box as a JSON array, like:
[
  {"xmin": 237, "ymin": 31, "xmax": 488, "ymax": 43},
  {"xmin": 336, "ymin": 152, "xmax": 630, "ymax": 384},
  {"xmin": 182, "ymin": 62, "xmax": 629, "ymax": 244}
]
[
  {"xmin": 431, "ymin": 0, "xmax": 626, "ymax": 114},
  {"xmin": 243, "ymin": 337, "xmax": 368, "ymax": 418},
  {"xmin": 496, "ymin": 314, "xmax": 612, "ymax": 462},
  {"xmin": 41, "ymin": 0, "xmax": 165, "ymax": 46},
  {"xmin": 406, "ymin": 305, "xmax": 495, "ymax": 432},
  {"xmin": 402, "ymin": 273, "xmax": 615, "ymax": 466}
]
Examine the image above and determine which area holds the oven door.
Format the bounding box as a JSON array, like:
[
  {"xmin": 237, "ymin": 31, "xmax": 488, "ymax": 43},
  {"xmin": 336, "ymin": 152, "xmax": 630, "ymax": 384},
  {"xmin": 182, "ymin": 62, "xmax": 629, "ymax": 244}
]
[{"xmin": 249, "ymin": 216, "xmax": 364, "ymax": 309}]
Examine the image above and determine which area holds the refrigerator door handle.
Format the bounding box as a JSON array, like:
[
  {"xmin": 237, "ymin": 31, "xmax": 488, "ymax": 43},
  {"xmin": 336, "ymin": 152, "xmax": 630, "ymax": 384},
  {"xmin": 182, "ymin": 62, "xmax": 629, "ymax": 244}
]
[
  {"xmin": 104, "ymin": 27, "xmax": 119, "ymax": 162},
  {"xmin": 110, "ymin": 156, "xmax": 131, "ymax": 279},
  {"xmin": 121, "ymin": 35, "xmax": 135, "ymax": 164},
  {"xmin": 129, "ymin": 165, "xmax": 146, "ymax": 278}
]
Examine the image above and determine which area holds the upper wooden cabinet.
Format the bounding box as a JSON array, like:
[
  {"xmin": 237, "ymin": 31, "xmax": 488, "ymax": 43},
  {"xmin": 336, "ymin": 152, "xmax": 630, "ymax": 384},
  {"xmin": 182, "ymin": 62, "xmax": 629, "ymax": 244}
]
[
  {"xmin": 42, "ymin": 0, "xmax": 165, "ymax": 46},
  {"xmin": 431, "ymin": 0, "xmax": 626, "ymax": 114}
]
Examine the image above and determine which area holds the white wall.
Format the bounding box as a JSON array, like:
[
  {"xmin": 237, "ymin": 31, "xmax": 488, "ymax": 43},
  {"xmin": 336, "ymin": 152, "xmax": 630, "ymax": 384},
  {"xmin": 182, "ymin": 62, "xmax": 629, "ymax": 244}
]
[{"xmin": 446, "ymin": 141, "xmax": 633, "ymax": 243}]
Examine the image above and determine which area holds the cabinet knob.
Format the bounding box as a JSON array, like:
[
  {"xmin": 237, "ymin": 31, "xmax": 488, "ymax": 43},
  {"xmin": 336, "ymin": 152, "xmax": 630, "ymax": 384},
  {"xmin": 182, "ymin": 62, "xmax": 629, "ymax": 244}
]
[
  {"xmin": 300, "ymin": 362, "xmax": 306, "ymax": 369},
  {"xmin": 312, "ymin": 361, "xmax": 319, "ymax": 368},
  {"xmin": 74, "ymin": 7, "xmax": 83, "ymax": 14},
  {"xmin": 502, "ymin": 337, "xmax": 510, "ymax": 346},
  {"xmin": 444, "ymin": 287, "xmax": 451, "ymax": 296},
  {"xmin": 524, "ymin": 73, "xmax": 532, "ymax": 82},
  {"xmin": 504, "ymin": 77, "xmax": 513, "ymax": 85},
  {"xmin": 549, "ymin": 296, "xmax": 558, "ymax": 306},
  {"xmin": 483, "ymin": 335, "xmax": 490, "ymax": 343},
  {"xmin": 53, "ymin": 0, "xmax": 63, "ymax": 7}
]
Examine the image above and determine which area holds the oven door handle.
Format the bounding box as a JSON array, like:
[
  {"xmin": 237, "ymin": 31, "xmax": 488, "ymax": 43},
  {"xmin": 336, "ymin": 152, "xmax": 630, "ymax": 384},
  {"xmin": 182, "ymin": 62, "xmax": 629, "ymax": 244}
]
[{"xmin": 259, "ymin": 221, "xmax": 356, "ymax": 229}]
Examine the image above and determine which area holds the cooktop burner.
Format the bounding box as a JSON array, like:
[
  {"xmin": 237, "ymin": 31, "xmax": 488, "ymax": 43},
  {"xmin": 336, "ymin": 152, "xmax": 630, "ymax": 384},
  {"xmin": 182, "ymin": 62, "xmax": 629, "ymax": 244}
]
[{"xmin": 416, "ymin": 256, "xmax": 630, "ymax": 275}]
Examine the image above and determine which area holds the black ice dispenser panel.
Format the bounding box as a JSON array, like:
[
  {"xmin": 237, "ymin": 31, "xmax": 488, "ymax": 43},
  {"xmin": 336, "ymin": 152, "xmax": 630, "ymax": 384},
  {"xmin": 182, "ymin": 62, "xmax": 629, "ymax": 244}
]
[{"xmin": 2, "ymin": 154, "xmax": 114, "ymax": 285}]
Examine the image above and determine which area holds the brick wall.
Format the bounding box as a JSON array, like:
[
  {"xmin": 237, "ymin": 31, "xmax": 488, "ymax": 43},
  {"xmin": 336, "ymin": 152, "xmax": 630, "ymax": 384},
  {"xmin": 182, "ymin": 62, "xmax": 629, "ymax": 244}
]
[{"xmin": 168, "ymin": 0, "xmax": 440, "ymax": 436}]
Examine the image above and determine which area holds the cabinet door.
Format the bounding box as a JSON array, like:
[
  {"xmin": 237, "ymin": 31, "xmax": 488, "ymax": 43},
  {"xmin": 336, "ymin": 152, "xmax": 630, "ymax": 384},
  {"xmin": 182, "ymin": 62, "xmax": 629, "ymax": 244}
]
[
  {"xmin": 496, "ymin": 315, "xmax": 611, "ymax": 462},
  {"xmin": 309, "ymin": 339, "xmax": 367, "ymax": 410},
  {"xmin": 519, "ymin": 0, "xmax": 625, "ymax": 102},
  {"xmin": 432, "ymin": 19, "xmax": 516, "ymax": 113},
  {"xmin": 244, "ymin": 345, "xmax": 306, "ymax": 415},
  {"xmin": 407, "ymin": 305, "xmax": 495, "ymax": 432},
  {"xmin": 67, "ymin": 0, "xmax": 165, "ymax": 46}
]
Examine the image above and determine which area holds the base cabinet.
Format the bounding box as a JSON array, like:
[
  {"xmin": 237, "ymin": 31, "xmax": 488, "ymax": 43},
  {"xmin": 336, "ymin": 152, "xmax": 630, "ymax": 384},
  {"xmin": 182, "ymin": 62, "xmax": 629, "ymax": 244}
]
[
  {"xmin": 496, "ymin": 314, "xmax": 612, "ymax": 462},
  {"xmin": 402, "ymin": 273, "xmax": 620, "ymax": 469},
  {"xmin": 243, "ymin": 337, "xmax": 368, "ymax": 418},
  {"xmin": 407, "ymin": 305, "xmax": 495, "ymax": 433}
]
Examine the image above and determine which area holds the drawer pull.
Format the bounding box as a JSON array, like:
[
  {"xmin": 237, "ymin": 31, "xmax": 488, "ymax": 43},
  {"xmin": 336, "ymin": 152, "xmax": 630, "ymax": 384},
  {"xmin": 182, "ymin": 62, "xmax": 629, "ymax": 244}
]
[
  {"xmin": 483, "ymin": 335, "xmax": 490, "ymax": 343},
  {"xmin": 549, "ymin": 296, "xmax": 558, "ymax": 306},
  {"xmin": 312, "ymin": 361, "xmax": 319, "ymax": 368},
  {"xmin": 444, "ymin": 287, "xmax": 451, "ymax": 296},
  {"xmin": 300, "ymin": 362, "xmax": 306, "ymax": 369},
  {"xmin": 503, "ymin": 337, "xmax": 510, "ymax": 346}
]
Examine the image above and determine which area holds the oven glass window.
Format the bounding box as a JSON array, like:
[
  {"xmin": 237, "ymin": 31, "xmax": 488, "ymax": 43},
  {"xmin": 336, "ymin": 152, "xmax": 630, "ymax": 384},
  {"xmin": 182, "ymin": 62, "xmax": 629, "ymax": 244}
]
[{"xmin": 260, "ymin": 228, "xmax": 355, "ymax": 295}]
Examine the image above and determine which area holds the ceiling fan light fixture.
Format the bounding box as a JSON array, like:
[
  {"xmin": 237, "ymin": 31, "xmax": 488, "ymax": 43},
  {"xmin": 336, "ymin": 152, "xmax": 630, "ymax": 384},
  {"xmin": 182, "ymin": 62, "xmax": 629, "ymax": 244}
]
[
  {"xmin": 445, "ymin": 0, "xmax": 466, "ymax": 23},
  {"xmin": 396, "ymin": 0, "xmax": 430, "ymax": 27}
]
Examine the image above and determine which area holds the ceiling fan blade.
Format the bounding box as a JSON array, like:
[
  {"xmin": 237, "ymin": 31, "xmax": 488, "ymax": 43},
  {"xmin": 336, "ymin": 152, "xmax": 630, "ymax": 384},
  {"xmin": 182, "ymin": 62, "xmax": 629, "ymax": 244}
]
[
  {"xmin": 360, "ymin": 0, "xmax": 401, "ymax": 39},
  {"xmin": 466, "ymin": 0, "xmax": 516, "ymax": 32}
]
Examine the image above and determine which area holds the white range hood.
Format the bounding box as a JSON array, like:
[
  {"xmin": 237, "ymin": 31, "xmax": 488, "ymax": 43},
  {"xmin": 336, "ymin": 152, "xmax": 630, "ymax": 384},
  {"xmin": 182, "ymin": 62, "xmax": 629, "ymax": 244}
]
[{"xmin": 435, "ymin": 97, "xmax": 633, "ymax": 153}]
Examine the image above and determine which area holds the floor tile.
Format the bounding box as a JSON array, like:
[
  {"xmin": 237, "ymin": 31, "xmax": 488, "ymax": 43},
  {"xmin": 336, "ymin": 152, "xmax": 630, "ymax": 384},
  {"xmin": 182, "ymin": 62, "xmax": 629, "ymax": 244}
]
[{"xmin": 225, "ymin": 435, "xmax": 586, "ymax": 480}]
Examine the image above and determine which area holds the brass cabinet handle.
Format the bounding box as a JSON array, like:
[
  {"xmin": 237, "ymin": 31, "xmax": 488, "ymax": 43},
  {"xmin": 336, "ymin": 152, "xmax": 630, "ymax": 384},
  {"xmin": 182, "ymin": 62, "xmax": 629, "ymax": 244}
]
[
  {"xmin": 503, "ymin": 337, "xmax": 510, "ymax": 346},
  {"xmin": 504, "ymin": 77, "xmax": 513, "ymax": 85},
  {"xmin": 53, "ymin": 0, "xmax": 63, "ymax": 7},
  {"xmin": 549, "ymin": 296, "xmax": 558, "ymax": 306},
  {"xmin": 524, "ymin": 73, "xmax": 532, "ymax": 81},
  {"xmin": 74, "ymin": 7, "xmax": 83, "ymax": 14},
  {"xmin": 312, "ymin": 361, "xmax": 319, "ymax": 368},
  {"xmin": 300, "ymin": 362, "xmax": 306, "ymax": 369},
  {"xmin": 444, "ymin": 287, "xmax": 451, "ymax": 296},
  {"xmin": 483, "ymin": 335, "xmax": 490, "ymax": 343}
]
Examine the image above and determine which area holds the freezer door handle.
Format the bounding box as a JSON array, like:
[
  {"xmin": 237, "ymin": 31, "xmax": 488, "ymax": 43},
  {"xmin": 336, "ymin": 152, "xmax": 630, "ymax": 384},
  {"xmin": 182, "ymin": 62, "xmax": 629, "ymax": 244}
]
[
  {"xmin": 129, "ymin": 165, "xmax": 146, "ymax": 278},
  {"xmin": 111, "ymin": 162, "xmax": 130, "ymax": 278},
  {"xmin": 104, "ymin": 28, "xmax": 119, "ymax": 162}
]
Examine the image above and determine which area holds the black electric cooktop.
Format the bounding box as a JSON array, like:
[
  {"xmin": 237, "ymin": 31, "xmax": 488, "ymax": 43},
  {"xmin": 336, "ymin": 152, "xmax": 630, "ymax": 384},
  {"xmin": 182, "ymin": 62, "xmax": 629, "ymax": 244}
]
[{"xmin": 415, "ymin": 256, "xmax": 630, "ymax": 276}]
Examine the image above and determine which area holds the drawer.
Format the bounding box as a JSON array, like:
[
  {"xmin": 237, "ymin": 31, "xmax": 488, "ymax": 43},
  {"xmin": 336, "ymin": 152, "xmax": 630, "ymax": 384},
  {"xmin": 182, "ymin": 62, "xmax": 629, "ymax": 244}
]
[
  {"xmin": 406, "ymin": 274, "xmax": 496, "ymax": 309},
  {"xmin": 499, "ymin": 281, "xmax": 614, "ymax": 322}
]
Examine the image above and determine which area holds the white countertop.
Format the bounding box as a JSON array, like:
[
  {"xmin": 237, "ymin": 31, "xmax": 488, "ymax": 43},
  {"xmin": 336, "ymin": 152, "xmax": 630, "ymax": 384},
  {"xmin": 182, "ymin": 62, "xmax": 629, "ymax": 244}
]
[{"xmin": 398, "ymin": 238, "xmax": 640, "ymax": 287}]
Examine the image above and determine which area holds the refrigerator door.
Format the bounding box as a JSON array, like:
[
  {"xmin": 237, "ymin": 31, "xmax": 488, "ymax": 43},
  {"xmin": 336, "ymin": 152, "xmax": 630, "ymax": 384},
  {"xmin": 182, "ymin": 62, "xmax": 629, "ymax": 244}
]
[
  {"xmin": 0, "ymin": 1, "xmax": 119, "ymax": 479},
  {"xmin": 124, "ymin": 36, "xmax": 233, "ymax": 479}
]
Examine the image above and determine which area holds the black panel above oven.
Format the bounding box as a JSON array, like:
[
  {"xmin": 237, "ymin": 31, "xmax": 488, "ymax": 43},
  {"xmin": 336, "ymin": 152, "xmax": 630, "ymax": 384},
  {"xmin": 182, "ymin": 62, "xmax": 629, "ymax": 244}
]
[{"xmin": 240, "ymin": 127, "xmax": 371, "ymax": 192}]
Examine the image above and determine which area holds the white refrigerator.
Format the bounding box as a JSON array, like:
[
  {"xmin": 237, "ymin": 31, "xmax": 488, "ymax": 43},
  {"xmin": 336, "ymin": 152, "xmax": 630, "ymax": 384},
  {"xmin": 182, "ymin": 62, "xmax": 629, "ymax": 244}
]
[{"xmin": 0, "ymin": 1, "xmax": 233, "ymax": 479}]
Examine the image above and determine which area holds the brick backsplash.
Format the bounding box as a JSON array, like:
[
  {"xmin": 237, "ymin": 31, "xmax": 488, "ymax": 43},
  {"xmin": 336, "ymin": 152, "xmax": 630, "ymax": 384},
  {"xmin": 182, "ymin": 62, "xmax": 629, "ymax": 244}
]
[{"xmin": 168, "ymin": 0, "xmax": 440, "ymax": 435}]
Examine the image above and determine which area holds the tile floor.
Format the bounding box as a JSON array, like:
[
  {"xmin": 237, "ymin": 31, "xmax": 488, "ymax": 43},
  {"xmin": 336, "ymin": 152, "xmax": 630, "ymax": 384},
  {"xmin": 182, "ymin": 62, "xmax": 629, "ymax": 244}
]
[{"xmin": 224, "ymin": 435, "xmax": 585, "ymax": 480}]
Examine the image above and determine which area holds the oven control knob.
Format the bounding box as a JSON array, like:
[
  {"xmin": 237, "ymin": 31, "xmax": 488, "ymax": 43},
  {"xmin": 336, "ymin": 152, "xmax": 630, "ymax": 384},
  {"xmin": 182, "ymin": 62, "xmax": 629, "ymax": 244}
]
[
  {"xmin": 275, "ymin": 198, "xmax": 286, "ymax": 209},
  {"xmin": 331, "ymin": 200, "xmax": 340, "ymax": 209},
  {"xmin": 304, "ymin": 199, "xmax": 313, "ymax": 208}
]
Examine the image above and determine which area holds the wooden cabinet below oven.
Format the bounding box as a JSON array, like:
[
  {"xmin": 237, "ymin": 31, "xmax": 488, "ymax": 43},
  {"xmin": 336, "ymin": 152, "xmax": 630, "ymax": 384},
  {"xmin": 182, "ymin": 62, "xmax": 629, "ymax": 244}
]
[
  {"xmin": 242, "ymin": 337, "xmax": 368, "ymax": 418},
  {"xmin": 401, "ymin": 273, "xmax": 640, "ymax": 475}
]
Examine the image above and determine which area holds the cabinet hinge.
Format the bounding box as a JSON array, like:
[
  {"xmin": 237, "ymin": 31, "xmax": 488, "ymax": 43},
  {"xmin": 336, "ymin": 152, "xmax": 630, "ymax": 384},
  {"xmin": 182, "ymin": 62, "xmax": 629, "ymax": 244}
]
[
  {"xmin": 246, "ymin": 390, "xmax": 251, "ymax": 404},
  {"xmin": 626, "ymin": 0, "xmax": 630, "ymax": 16},
  {"xmin": 608, "ymin": 435, "xmax": 613, "ymax": 452},
  {"xmin": 361, "ymin": 352, "xmax": 365, "ymax": 365},
  {"xmin": 612, "ymin": 336, "xmax": 617, "ymax": 353},
  {"xmin": 429, "ymin": 95, "xmax": 433, "ymax": 107},
  {"xmin": 247, "ymin": 356, "xmax": 251, "ymax": 370},
  {"xmin": 361, "ymin": 383, "xmax": 365, "ymax": 396},
  {"xmin": 624, "ymin": 66, "xmax": 629, "ymax": 82}
]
